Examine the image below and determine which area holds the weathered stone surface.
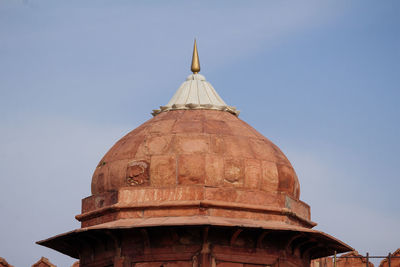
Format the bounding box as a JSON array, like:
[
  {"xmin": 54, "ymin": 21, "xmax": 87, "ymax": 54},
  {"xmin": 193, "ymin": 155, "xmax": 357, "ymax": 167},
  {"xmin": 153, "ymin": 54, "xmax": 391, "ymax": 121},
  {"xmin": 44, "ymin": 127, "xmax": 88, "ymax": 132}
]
[
  {"xmin": 204, "ymin": 119, "xmax": 230, "ymax": 135},
  {"xmin": 205, "ymin": 154, "xmax": 224, "ymax": 186},
  {"xmin": 223, "ymin": 157, "xmax": 245, "ymax": 186},
  {"xmin": 178, "ymin": 154, "xmax": 206, "ymax": 185},
  {"xmin": 126, "ymin": 160, "xmax": 150, "ymax": 186},
  {"xmin": 249, "ymin": 138, "xmax": 277, "ymax": 162},
  {"xmin": 244, "ymin": 159, "xmax": 261, "ymax": 189},
  {"xmin": 146, "ymin": 135, "xmax": 173, "ymax": 155},
  {"xmin": 150, "ymin": 154, "xmax": 176, "ymax": 186},
  {"xmin": 144, "ymin": 207, "xmax": 203, "ymax": 217},
  {"xmin": 90, "ymin": 110, "xmax": 299, "ymax": 200},
  {"xmin": 118, "ymin": 186, "xmax": 204, "ymax": 203},
  {"xmin": 173, "ymin": 119, "xmax": 203, "ymax": 133},
  {"xmin": 148, "ymin": 119, "xmax": 175, "ymax": 134},
  {"xmin": 174, "ymin": 134, "xmax": 209, "ymax": 154},
  {"xmin": 82, "ymin": 109, "xmax": 310, "ymax": 232},
  {"xmin": 261, "ymin": 160, "xmax": 279, "ymax": 192},
  {"xmin": 277, "ymin": 164, "xmax": 299, "ymax": 199},
  {"xmin": 223, "ymin": 135, "xmax": 254, "ymax": 159}
]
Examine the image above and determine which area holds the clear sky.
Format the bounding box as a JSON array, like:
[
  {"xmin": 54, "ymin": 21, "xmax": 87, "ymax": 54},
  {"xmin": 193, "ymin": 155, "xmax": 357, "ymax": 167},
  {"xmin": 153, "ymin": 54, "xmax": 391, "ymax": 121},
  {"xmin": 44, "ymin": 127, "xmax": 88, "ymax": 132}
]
[{"xmin": 0, "ymin": 1, "xmax": 399, "ymax": 266}]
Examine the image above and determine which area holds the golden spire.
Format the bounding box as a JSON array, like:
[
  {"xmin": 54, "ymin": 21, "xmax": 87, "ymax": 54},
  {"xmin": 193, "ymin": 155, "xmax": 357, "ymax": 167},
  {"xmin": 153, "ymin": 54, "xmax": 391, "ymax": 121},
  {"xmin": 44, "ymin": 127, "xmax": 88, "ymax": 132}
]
[{"xmin": 191, "ymin": 39, "xmax": 200, "ymax": 74}]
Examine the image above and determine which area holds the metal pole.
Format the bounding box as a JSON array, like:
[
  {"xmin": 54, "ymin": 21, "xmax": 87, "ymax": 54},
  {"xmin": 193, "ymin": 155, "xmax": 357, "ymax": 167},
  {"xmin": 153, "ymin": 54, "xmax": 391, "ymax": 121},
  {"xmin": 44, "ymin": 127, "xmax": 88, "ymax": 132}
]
[
  {"xmin": 389, "ymin": 252, "xmax": 392, "ymax": 267},
  {"xmin": 366, "ymin": 252, "xmax": 369, "ymax": 267},
  {"xmin": 334, "ymin": 251, "xmax": 337, "ymax": 267}
]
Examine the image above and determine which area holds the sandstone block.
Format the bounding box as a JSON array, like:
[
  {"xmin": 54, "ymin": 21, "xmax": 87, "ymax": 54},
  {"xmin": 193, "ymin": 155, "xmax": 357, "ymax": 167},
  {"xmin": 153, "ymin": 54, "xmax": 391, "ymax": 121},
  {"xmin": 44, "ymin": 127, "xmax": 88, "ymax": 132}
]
[
  {"xmin": 205, "ymin": 154, "xmax": 224, "ymax": 186},
  {"xmin": 146, "ymin": 135, "xmax": 173, "ymax": 155},
  {"xmin": 178, "ymin": 154, "xmax": 206, "ymax": 185},
  {"xmin": 172, "ymin": 120, "xmax": 203, "ymax": 133},
  {"xmin": 261, "ymin": 161, "xmax": 279, "ymax": 192},
  {"xmin": 174, "ymin": 134, "xmax": 209, "ymax": 154},
  {"xmin": 244, "ymin": 159, "xmax": 261, "ymax": 189},
  {"xmin": 150, "ymin": 155, "xmax": 176, "ymax": 186}
]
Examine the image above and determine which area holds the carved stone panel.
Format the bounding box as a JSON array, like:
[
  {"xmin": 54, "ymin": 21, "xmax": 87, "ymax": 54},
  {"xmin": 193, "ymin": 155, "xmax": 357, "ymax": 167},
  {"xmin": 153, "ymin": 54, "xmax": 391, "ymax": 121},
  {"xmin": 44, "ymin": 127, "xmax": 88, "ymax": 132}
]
[{"xmin": 126, "ymin": 161, "xmax": 149, "ymax": 186}]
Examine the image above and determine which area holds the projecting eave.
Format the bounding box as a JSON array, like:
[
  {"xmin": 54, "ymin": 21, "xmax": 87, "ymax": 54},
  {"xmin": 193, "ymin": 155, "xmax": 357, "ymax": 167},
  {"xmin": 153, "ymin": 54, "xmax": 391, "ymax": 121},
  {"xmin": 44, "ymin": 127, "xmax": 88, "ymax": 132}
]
[{"xmin": 37, "ymin": 216, "xmax": 353, "ymax": 259}]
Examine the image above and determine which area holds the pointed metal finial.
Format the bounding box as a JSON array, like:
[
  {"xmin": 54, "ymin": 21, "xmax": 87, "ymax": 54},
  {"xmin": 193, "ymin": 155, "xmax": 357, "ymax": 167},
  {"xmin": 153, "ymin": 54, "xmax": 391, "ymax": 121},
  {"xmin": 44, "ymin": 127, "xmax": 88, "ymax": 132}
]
[{"xmin": 191, "ymin": 39, "xmax": 200, "ymax": 74}]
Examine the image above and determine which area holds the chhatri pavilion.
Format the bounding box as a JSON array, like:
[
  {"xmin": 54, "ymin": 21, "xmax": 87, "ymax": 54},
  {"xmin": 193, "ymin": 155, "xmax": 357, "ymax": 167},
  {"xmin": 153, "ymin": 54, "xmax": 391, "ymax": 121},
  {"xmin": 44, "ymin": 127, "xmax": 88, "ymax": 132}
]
[{"xmin": 37, "ymin": 41, "xmax": 352, "ymax": 267}]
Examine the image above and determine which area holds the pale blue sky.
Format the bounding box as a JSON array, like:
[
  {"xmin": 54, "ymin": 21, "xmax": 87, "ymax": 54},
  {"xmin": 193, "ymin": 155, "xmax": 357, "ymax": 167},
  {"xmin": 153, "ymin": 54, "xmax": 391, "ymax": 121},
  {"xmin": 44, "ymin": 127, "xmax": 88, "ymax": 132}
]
[{"xmin": 0, "ymin": 1, "xmax": 399, "ymax": 266}]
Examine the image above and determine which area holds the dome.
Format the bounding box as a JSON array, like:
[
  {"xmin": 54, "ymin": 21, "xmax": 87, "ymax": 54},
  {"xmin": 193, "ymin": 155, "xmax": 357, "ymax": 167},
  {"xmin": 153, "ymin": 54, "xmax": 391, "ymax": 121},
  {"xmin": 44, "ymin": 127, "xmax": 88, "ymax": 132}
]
[
  {"xmin": 38, "ymin": 42, "xmax": 353, "ymax": 261},
  {"xmin": 92, "ymin": 109, "xmax": 300, "ymax": 200},
  {"xmin": 76, "ymin": 42, "xmax": 313, "ymax": 230}
]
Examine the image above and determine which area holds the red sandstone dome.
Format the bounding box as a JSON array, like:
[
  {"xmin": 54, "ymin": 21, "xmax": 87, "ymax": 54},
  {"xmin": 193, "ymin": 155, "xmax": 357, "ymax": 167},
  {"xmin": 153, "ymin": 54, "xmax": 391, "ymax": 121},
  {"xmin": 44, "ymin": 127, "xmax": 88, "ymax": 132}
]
[
  {"xmin": 38, "ymin": 43, "xmax": 352, "ymax": 264},
  {"xmin": 79, "ymin": 71, "xmax": 313, "ymax": 230},
  {"xmin": 92, "ymin": 109, "xmax": 300, "ymax": 199}
]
